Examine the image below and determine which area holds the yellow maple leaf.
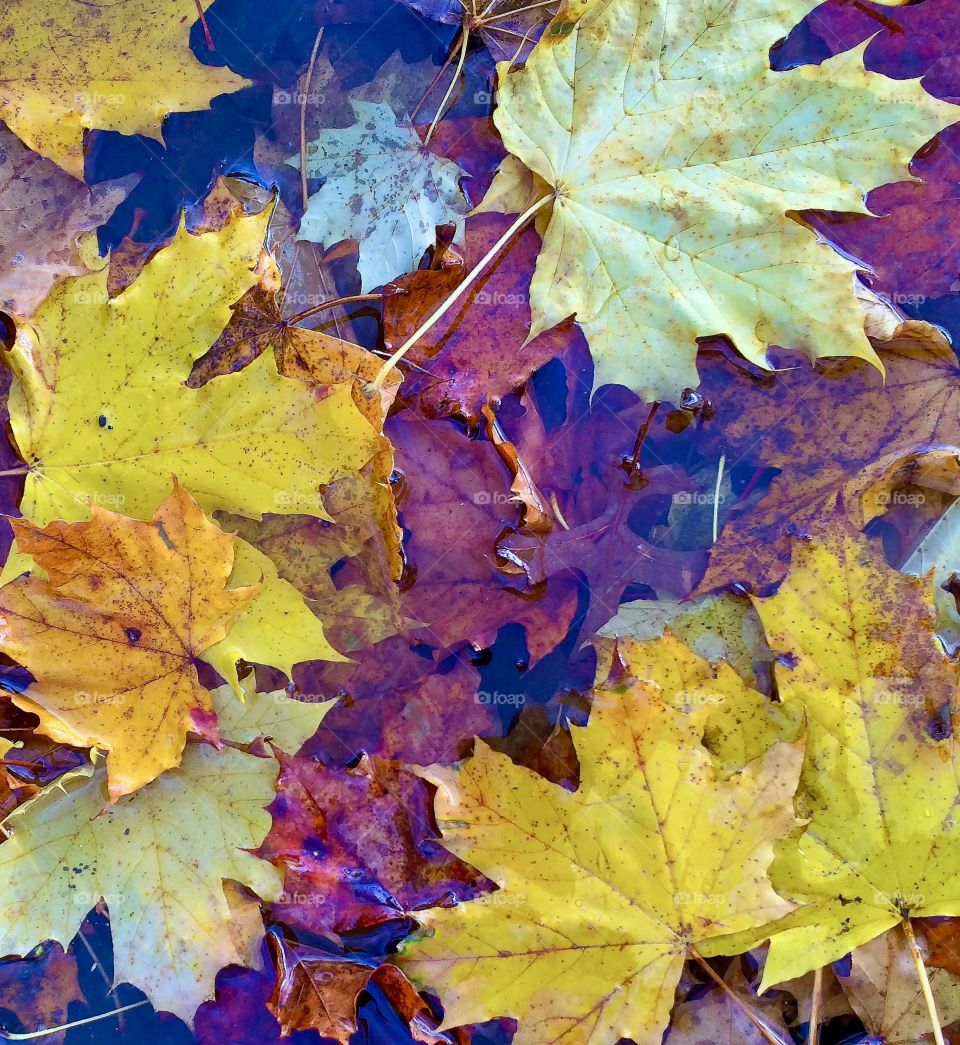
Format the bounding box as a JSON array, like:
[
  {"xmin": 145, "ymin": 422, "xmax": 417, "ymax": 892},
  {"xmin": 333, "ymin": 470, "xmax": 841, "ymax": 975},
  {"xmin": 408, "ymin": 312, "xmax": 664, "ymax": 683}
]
[
  {"xmin": 480, "ymin": 0, "xmax": 958, "ymax": 401},
  {"xmin": 743, "ymin": 524, "xmax": 960, "ymax": 992},
  {"xmin": 0, "ymin": 482, "xmax": 257, "ymax": 801},
  {"xmin": 0, "ymin": 1, "xmax": 250, "ymax": 177},
  {"xmin": 3, "ymin": 205, "xmax": 380, "ymax": 688},
  {"xmin": 399, "ymin": 635, "xmax": 802, "ymax": 1045},
  {"xmin": 0, "ymin": 684, "xmax": 332, "ymax": 1023}
]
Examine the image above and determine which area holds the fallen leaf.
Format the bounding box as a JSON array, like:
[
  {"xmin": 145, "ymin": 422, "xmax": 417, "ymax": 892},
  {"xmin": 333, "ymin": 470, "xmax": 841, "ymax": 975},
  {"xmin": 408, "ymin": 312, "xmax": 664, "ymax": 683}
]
[
  {"xmin": 3, "ymin": 205, "xmax": 381, "ymax": 685},
  {"xmin": 0, "ymin": 943, "xmax": 83, "ymax": 1045},
  {"xmin": 901, "ymin": 496, "xmax": 960, "ymax": 654},
  {"xmin": 480, "ymin": 0, "xmax": 957, "ymax": 401},
  {"xmin": 383, "ymin": 213, "xmax": 583, "ymax": 421},
  {"xmin": 262, "ymin": 753, "xmax": 489, "ymax": 940},
  {"xmin": 390, "ymin": 411, "xmax": 579, "ymax": 660},
  {"xmin": 296, "ymin": 638, "xmax": 496, "ymax": 766},
  {"xmin": 267, "ymin": 937, "xmax": 375, "ymax": 1041},
  {"xmin": 267, "ymin": 938, "xmax": 449, "ymax": 1043},
  {"xmin": 0, "ymin": 0, "xmax": 251, "ymax": 177},
  {"xmin": 597, "ymin": 593, "xmax": 772, "ymax": 691},
  {"xmin": 0, "ymin": 128, "xmax": 135, "ymax": 319},
  {"xmin": 291, "ymin": 99, "xmax": 469, "ymax": 291},
  {"xmin": 400, "ymin": 637, "xmax": 802, "ymax": 1045},
  {"xmin": 0, "ymin": 685, "xmax": 331, "ymax": 1023},
  {"xmin": 835, "ymin": 926, "xmax": 960, "ymax": 1045},
  {"xmin": 696, "ymin": 318, "xmax": 960, "ymax": 594},
  {"xmin": 664, "ymin": 957, "xmax": 792, "ymax": 1045},
  {"xmin": 747, "ymin": 522, "xmax": 960, "ymax": 989},
  {"xmin": 0, "ymin": 483, "xmax": 256, "ymax": 801}
]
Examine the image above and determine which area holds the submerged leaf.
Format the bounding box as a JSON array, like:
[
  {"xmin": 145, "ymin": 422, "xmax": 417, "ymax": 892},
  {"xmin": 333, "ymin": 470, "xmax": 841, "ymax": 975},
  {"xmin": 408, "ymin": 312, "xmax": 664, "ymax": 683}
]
[{"xmin": 292, "ymin": 99, "xmax": 469, "ymax": 291}]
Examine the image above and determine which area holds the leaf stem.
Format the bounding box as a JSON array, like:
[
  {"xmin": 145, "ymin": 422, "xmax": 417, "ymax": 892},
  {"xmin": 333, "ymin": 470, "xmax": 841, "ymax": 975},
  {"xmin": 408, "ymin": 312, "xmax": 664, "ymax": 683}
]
[
  {"xmin": 423, "ymin": 23, "xmax": 471, "ymax": 146},
  {"xmin": 365, "ymin": 193, "xmax": 553, "ymax": 396},
  {"xmin": 903, "ymin": 918, "xmax": 945, "ymax": 1045},
  {"xmin": 807, "ymin": 965, "xmax": 822, "ymax": 1045},
  {"xmin": 299, "ymin": 27, "xmax": 325, "ymax": 213},
  {"xmin": 286, "ymin": 293, "xmax": 382, "ymax": 328},
  {"xmin": 0, "ymin": 467, "xmax": 29, "ymax": 477},
  {"xmin": 689, "ymin": 948, "xmax": 789, "ymax": 1045},
  {"xmin": 0, "ymin": 1000, "xmax": 150, "ymax": 1040}
]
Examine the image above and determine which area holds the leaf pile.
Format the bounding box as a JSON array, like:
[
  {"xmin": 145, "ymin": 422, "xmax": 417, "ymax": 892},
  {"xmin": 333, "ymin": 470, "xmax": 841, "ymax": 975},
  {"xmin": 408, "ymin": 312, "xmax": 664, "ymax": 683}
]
[{"xmin": 0, "ymin": 0, "xmax": 958, "ymax": 1043}]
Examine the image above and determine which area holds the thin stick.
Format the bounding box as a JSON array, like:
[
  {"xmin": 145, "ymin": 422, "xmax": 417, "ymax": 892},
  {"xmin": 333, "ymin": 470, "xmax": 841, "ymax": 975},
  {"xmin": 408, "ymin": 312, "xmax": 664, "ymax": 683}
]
[
  {"xmin": 624, "ymin": 402, "xmax": 659, "ymax": 477},
  {"xmin": 0, "ymin": 1000, "xmax": 150, "ymax": 1040},
  {"xmin": 0, "ymin": 467, "xmax": 29, "ymax": 477},
  {"xmin": 299, "ymin": 28, "xmax": 325, "ymax": 212},
  {"xmin": 483, "ymin": 0, "xmax": 558, "ymax": 24},
  {"xmin": 712, "ymin": 452, "xmax": 725, "ymax": 544},
  {"xmin": 689, "ymin": 949, "xmax": 789, "ymax": 1045},
  {"xmin": 286, "ymin": 293, "xmax": 382, "ymax": 327},
  {"xmin": 424, "ymin": 25, "xmax": 471, "ymax": 146},
  {"xmin": 903, "ymin": 919, "xmax": 946, "ymax": 1045},
  {"xmin": 366, "ymin": 193, "xmax": 553, "ymax": 396},
  {"xmin": 807, "ymin": 965, "xmax": 822, "ymax": 1045},
  {"xmin": 193, "ymin": 0, "xmax": 214, "ymax": 50}
]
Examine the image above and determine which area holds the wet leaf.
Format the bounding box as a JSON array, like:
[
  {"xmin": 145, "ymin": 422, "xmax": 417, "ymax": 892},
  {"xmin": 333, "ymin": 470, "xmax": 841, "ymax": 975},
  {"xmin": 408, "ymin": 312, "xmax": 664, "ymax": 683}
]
[
  {"xmin": 0, "ymin": 483, "xmax": 256, "ymax": 802},
  {"xmin": 0, "ymin": 686, "xmax": 330, "ymax": 1023},
  {"xmin": 292, "ymin": 99, "xmax": 469, "ymax": 291},
  {"xmin": 262, "ymin": 753, "xmax": 489, "ymax": 940},
  {"xmin": 400, "ymin": 637, "xmax": 802, "ymax": 1045},
  {"xmin": 0, "ymin": 128, "xmax": 135, "ymax": 319},
  {"xmin": 749, "ymin": 523, "xmax": 960, "ymax": 988},
  {"xmin": 482, "ymin": 0, "xmax": 957, "ymax": 401},
  {"xmin": 697, "ymin": 318, "xmax": 960, "ymax": 594},
  {"xmin": 3, "ymin": 205, "xmax": 381, "ymax": 686},
  {"xmin": 383, "ymin": 213, "xmax": 583, "ymax": 420},
  {"xmin": 0, "ymin": 0, "xmax": 250, "ymax": 177}
]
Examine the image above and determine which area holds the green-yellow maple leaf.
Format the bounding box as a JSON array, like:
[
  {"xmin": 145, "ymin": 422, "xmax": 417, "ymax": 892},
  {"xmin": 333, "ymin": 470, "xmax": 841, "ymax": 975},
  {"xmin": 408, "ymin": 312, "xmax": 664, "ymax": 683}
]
[
  {"xmin": 399, "ymin": 635, "xmax": 802, "ymax": 1045},
  {"xmin": 0, "ymin": 684, "xmax": 333, "ymax": 1024},
  {"xmin": 0, "ymin": 0, "xmax": 250, "ymax": 177},
  {"xmin": 3, "ymin": 206, "xmax": 379, "ymax": 686},
  {"xmin": 747, "ymin": 524, "xmax": 960, "ymax": 991},
  {"xmin": 480, "ymin": 0, "xmax": 958, "ymax": 402}
]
